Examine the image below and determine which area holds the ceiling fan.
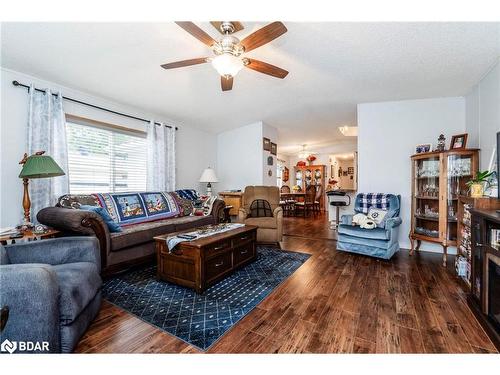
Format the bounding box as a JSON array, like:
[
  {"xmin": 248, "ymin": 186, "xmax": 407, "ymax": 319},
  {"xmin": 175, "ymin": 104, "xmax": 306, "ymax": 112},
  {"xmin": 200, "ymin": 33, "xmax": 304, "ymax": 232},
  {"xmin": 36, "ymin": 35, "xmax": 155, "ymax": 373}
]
[{"xmin": 161, "ymin": 21, "xmax": 289, "ymax": 91}]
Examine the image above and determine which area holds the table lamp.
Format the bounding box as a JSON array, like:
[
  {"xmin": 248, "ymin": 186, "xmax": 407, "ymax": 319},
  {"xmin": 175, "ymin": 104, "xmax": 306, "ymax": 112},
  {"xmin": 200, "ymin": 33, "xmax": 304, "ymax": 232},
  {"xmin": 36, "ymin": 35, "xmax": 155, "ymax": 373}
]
[
  {"xmin": 19, "ymin": 151, "xmax": 65, "ymax": 225},
  {"xmin": 199, "ymin": 167, "xmax": 218, "ymax": 196}
]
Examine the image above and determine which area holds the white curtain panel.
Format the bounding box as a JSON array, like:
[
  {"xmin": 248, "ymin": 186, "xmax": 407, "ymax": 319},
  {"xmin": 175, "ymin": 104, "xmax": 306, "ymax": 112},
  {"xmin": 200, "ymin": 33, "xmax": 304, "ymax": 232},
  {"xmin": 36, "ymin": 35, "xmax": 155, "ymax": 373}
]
[
  {"xmin": 27, "ymin": 85, "xmax": 69, "ymax": 222},
  {"xmin": 146, "ymin": 120, "xmax": 176, "ymax": 191}
]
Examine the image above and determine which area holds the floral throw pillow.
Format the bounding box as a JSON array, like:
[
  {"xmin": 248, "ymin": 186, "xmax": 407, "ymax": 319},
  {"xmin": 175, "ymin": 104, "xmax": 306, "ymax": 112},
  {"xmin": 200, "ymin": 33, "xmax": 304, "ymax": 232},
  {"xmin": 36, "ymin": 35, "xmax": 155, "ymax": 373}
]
[{"xmin": 170, "ymin": 192, "xmax": 194, "ymax": 217}]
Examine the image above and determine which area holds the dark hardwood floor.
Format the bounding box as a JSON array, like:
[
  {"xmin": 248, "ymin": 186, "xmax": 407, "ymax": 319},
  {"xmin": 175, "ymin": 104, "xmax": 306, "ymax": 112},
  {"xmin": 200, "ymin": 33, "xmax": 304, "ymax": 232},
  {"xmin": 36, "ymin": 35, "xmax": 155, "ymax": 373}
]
[{"xmin": 75, "ymin": 213, "xmax": 497, "ymax": 353}]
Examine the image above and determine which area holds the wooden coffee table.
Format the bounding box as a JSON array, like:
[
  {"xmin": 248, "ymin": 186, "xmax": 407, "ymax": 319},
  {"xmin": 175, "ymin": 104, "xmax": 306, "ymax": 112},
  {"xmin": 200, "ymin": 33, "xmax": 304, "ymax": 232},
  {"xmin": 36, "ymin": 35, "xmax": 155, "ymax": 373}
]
[{"xmin": 154, "ymin": 225, "xmax": 258, "ymax": 294}]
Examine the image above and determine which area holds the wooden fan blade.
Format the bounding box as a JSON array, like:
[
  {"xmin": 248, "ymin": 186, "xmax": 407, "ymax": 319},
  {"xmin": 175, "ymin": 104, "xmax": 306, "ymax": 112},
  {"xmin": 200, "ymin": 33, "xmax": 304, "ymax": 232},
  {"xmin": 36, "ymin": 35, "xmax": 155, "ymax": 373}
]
[
  {"xmin": 161, "ymin": 58, "xmax": 208, "ymax": 69},
  {"xmin": 245, "ymin": 58, "xmax": 288, "ymax": 79},
  {"xmin": 175, "ymin": 22, "xmax": 216, "ymax": 47},
  {"xmin": 240, "ymin": 22, "xmax": 287, "ymax": 52},
  {"xmin": 221, "ymin": 76, "xmax": 233, "ymax": 91}
]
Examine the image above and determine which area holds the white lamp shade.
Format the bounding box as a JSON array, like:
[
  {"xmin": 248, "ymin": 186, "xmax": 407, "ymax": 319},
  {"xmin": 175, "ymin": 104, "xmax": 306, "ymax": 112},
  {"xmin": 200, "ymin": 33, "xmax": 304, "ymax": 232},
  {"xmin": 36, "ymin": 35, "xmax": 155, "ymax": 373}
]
[{"xmin": 199, "ymin": 167, "xmax": 219, "ymax": 183}]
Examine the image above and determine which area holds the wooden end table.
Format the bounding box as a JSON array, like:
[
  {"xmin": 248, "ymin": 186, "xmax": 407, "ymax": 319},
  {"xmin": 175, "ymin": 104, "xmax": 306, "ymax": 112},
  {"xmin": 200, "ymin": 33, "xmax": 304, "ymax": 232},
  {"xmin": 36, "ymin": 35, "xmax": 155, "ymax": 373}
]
[
  {"xmin": 154, "ymin": 225, "xmax": 258, "ymax": 294},
  {"xmin": 0, "ymin": 228, "xmax": 60, "ymax": 246}
]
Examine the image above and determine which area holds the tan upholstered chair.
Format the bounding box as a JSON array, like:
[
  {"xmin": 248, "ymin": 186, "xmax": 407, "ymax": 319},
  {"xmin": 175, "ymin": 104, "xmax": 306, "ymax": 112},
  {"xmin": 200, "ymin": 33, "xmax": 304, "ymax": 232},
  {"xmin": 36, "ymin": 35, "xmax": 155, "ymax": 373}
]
[{"xmin": 238, "ymin": 186, "xmax": 283, "ymax": 247}]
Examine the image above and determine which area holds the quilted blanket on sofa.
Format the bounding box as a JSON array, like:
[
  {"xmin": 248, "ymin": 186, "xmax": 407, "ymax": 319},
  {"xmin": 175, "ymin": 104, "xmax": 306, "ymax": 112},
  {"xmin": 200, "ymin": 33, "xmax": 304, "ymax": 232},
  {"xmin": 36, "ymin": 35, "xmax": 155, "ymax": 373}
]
[{"xmin": 94, "ymin": 192, "xmax": 180, "ymax": 226}]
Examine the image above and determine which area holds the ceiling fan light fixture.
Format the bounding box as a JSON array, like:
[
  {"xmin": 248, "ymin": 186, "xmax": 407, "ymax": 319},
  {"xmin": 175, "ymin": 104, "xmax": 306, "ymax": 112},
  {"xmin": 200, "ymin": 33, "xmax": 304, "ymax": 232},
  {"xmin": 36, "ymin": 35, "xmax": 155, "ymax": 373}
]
[
  {"xmin": 298, "ymin": 144, "xmax": 316, "ymax": 159},
  {"xmin": 211, "ymin": 53, "xmax": 244, "ymax": 78}
]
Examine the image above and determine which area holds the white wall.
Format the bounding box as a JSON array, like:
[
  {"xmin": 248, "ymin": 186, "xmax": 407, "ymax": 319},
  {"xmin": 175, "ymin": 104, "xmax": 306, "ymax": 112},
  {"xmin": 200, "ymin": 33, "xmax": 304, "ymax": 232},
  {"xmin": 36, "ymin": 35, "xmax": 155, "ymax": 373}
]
[
  {"xmin": 216, "ymin": 122, "xmax": 262, "ymax": 193},
  {"xmin": 357, "ymin": 97, "xmax": 466, "ymax": 253},
  {"xmin": 465, "ymin": 60, "xmax": 500, "ymax": 170},
  {"xmin": 0, "ymin": 68, "xmax": 217, "ymax": 227},
  {"xmin": 216, "ymin": 121, "xmax": 278, "ymax": 193},
  {"xmin": 333, "ymin": 157, "xmax": 355, "ymax": 190},
  {"xmin": 262, "ymin": 122, "xmax": 278, "ymax": 186}
]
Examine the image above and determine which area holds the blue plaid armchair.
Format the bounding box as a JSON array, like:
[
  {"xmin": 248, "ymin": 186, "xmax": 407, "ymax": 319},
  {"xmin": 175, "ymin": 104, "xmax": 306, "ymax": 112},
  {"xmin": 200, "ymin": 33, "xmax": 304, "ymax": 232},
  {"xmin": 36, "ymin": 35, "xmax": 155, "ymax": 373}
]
[{"xmin": 337, "ymin": 193, "xmax": 402, "ymax": 259}]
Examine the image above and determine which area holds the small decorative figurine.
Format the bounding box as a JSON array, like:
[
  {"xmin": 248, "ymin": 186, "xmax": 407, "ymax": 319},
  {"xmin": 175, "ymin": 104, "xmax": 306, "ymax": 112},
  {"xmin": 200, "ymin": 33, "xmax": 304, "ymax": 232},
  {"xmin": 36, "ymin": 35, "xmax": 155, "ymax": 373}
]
[{"xmin": 436, "ymin": 134, "xmax": 446, "ymax": 152}]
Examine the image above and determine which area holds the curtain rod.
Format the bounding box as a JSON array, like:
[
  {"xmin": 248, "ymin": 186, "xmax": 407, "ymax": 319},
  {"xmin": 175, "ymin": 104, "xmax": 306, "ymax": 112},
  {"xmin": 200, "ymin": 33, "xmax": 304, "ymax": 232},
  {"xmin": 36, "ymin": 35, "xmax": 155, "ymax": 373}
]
[{"xmin": 12, "ymin": 80, "xmax": 178, "ymax": 130}]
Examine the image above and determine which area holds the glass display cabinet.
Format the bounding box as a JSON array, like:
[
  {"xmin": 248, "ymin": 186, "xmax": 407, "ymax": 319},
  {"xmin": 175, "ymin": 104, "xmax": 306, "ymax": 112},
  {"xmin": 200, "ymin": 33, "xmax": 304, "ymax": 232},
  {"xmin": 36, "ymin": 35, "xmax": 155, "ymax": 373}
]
[
  {"xmin": 295, "ymin": 169, "xmax": 303, "ymax": 190},
  {"xmin": 410, "ymin": 149, "xmax": 479, "ymax": 266},
  {"xmin": 294, "ymin": 165, "xmax": 326, "ymax": 209}
]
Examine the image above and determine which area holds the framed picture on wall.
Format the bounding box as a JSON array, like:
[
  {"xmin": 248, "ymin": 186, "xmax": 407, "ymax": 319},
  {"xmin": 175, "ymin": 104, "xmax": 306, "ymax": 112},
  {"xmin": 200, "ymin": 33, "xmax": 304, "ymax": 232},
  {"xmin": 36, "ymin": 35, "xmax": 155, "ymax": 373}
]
[
  {"xmin": 271, "ymin": 142, "xmax": 277, "ymax": 155},
  {"xmin": 263, "ymin": 137, "xmax": 271, "ymax": 151}
]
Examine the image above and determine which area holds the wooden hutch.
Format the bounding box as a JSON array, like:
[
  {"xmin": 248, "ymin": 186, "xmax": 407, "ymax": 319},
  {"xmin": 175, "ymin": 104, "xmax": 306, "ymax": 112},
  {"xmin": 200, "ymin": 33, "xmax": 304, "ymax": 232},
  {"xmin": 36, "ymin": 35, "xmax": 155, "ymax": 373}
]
[
  {"xmin": 294, "ymin": 164, "xmax": 326, "ymax": 210},
  {"xmin": 409, "ymin": 149, "xmax": 479, "ymax": 266}
]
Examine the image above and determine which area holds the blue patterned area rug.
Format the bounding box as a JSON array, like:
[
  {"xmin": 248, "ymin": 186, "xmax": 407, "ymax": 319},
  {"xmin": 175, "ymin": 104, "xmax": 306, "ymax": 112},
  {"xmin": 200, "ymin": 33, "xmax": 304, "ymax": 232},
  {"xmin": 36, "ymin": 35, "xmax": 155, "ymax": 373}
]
[{"xmin": 102, "ymin": 247, "xmax": 311, "ymax": 351}]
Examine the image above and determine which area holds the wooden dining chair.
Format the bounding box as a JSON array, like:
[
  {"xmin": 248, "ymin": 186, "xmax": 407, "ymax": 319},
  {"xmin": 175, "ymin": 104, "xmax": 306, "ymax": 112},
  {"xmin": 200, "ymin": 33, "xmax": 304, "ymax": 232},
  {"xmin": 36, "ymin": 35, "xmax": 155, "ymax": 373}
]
[
  {"xmin": 313, "ymin": 184, "xmax": 323, "ymax": 213},
  {"xmin": 295, "ymin": 185, "xmax": 316, "ymax": 217},
  {"xmin": 279, "ymin": 185, "xmax": 295, "ymax": 216},
  {"xmin": 280, "ymin": 185, "xmax": 291, "ymax": 193}
]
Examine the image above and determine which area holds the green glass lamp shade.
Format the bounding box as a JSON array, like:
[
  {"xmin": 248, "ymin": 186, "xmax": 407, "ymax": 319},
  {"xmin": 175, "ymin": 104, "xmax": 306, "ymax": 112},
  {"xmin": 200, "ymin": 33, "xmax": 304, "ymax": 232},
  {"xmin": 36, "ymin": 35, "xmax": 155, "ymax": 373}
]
[{"xmin": 19, "ymin": 155, "xmax": 65, "ymax": 179}]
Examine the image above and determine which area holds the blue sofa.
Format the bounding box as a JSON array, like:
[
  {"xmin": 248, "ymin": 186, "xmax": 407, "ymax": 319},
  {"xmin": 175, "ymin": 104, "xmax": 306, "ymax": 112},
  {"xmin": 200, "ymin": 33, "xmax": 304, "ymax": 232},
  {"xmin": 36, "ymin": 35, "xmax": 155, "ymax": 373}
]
[
  {"xmin": 337, "ymin": 193, "xmax": 402, "ymax": 259},
  {"xmin": 0, "ymin": 237, "xmax": 102, "ymax": 353}
]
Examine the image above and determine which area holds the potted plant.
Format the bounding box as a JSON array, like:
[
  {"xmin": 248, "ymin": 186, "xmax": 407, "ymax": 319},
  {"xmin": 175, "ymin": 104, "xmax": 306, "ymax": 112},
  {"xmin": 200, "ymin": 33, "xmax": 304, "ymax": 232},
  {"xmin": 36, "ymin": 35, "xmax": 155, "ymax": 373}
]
[{"xmin": 466, "ymin": 170, "xmax": 494, "ymax": 198}]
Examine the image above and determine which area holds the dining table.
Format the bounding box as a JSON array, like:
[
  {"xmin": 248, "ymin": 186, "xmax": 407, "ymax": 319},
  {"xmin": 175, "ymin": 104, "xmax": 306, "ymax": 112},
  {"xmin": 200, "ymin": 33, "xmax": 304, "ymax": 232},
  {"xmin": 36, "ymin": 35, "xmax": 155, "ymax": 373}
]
[
  {"xmin": 280, "ymin": 192, "xmax": 306, "ymax": 199},
  {"xmin": 280, "ymin": 192, "xmax": 306, "ymax": 217}
]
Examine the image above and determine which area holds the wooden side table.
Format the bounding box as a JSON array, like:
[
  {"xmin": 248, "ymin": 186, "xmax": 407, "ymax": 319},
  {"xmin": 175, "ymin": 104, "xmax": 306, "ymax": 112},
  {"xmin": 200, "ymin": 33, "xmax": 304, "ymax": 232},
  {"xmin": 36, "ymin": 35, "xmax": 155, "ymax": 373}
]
[
  {"xmin": 218, "ymin": 191, "xmax": 243, "ymax": 216},
  {"xmin": 0, "ymin": 228, "xmax": 60, "ymax": 246}
]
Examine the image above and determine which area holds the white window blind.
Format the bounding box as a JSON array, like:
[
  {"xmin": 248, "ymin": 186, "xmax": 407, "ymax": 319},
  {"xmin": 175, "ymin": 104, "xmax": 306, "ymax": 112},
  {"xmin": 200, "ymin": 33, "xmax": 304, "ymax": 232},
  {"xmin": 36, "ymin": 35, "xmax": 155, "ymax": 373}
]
[{"xmin": 66, "ymin": 120, "xmax": 147, "ymax": 194}]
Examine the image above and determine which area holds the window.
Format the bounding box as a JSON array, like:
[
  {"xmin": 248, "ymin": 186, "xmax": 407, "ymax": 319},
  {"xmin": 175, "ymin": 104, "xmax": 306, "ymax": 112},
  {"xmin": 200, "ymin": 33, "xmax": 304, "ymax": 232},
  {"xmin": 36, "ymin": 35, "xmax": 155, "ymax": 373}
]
[{"xmin": 66, "ymin": 119, "xmax": 147, "ymax": 194}]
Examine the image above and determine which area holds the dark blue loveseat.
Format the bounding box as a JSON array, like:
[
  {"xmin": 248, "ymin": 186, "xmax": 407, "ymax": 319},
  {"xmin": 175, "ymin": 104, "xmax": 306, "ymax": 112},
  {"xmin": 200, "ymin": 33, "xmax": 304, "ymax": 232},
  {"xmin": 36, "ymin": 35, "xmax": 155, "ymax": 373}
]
[{"xmin": 0, "ymin": 237, "xmax": 102, "ymax": 353}]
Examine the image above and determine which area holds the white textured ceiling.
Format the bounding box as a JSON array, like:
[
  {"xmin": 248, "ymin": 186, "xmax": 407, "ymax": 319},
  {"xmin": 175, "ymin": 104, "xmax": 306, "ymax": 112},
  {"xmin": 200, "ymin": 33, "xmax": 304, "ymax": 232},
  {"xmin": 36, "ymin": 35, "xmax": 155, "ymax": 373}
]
[{"xmin": 1, "ymin": 22, "xmax": 499, "ymax": 152}]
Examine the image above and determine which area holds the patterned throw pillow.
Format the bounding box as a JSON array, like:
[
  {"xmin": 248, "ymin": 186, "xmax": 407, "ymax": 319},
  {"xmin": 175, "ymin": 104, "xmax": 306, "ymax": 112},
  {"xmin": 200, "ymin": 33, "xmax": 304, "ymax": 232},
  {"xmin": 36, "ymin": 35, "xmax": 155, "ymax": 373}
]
[
  {"xmin": 80, "ymin": 205, "xmax": 122, "ymax": 232},
  {"xmin": 367, "ymin": 207, "xmax": 388, "ymax": 228},
  {"xmin": 58, "ymin": 194, "xmax": 100, "ymax": 209},
  {"xmin": 170, "ymin": 192, "xmax": 194, "ymax": 217},
  {"xmin": 249, "ymin": 199, "xmax": 273, "ymax": 218},
  {"xmin": 193, "ymin": 195, "xmax": 217, "ymax": 216},
  {"xmin": 175, "ymin": 189, "xmax": 200, "ymax": 201}
]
